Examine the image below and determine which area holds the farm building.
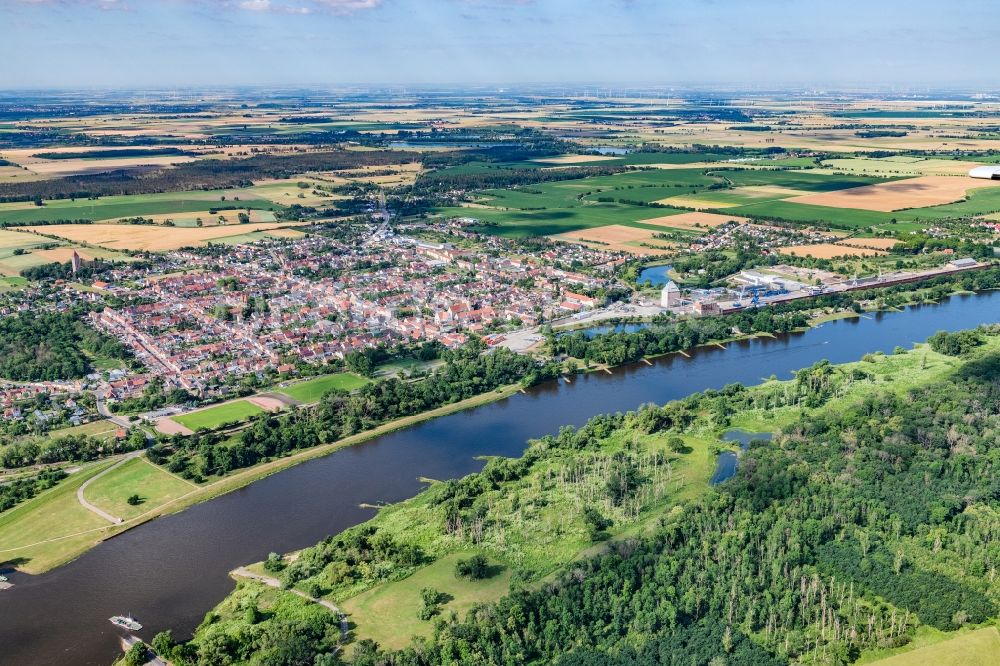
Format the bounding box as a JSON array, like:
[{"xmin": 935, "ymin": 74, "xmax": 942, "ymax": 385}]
[{"xmin": 969, "ymin": 166, "xmax": 1000, "ymax": 179}]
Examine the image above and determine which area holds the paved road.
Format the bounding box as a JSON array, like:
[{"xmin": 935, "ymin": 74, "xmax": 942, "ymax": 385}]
[{"xmin": 95, "ymin": 393, "xmax": 133, "ymax": 429}]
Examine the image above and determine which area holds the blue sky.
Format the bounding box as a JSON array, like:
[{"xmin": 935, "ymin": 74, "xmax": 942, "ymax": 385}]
[{"xmin": 3, "ymin": 0, "xmax": 999, "ymax": 89}]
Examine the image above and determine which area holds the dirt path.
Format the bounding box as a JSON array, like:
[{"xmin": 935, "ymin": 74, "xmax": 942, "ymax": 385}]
[
  {"xmin": 76, "ymin": 451, "xmax": 144, "ymax": 524},
  {"xmin": 232, "ymin": 567, "xmax": 348, "ymax": 647}
]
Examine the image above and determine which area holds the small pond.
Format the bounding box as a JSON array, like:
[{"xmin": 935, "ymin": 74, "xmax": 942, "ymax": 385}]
[{"xmin": 710, "ymin": 429, "xmax": 773, "ymax": 485}]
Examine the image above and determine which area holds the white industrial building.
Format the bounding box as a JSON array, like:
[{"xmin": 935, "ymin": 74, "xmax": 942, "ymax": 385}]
[
  {"xmin": 660, "ymin": 280, "xmax": 681, "ymax": 307},
  {"xmin": 969, "ymin": 166, "xmax": 1000, "ymax": 179}
]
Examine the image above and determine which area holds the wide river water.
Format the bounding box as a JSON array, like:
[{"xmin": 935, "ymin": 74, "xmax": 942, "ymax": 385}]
[{"xmin": 3, "ymin": 292, "xmax": 1000, "ymax": 665}]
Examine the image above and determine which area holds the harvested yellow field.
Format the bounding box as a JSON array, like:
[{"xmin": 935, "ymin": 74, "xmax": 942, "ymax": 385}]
[
  {"xmin": 551, "ymin": 224, "xmax": 673, "ymax": 255},
  {"xmin": 778, "ymin": 243, "xmax": 884, "ymax": 258},
  {"xmin": 32, "ymin": 247, "xmax": 97, "ymax": 263},
  {"xmin": 787, "ymin": 175, "xmax": 1000, "ymax": 212},
  {"xmin": 24, "ymin": 222, "xmax": 303, "ymax": 252},
  {"xmin": 640, "ymin": 211, "xmax": 747, "ymax": 230},
  {"xmin": 0, "ymin": 229, "xmax": 43, "ymax": 248},
  {"xmin": 0, "ymin": 166, "xmax": 44, "ymax": 183},
  {"xmin": 265, "ymin": 228, "xmax": 307, "ymax": 239},
  {"xmin": 837, "ymin": 237, "xmax": 900, "ymax": 250}
]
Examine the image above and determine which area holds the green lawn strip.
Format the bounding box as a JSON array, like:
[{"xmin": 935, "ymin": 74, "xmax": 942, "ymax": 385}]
[
  {"xmin": 339, "ymin": 552, "xmax": 512, "ymax": 652},
  {"xmin": 82, "ymin": 457, "xmax": 194, "ymax": 521},
  {"xmin": 174, "ymin": 400, "xmax": 265, "ymax": 431},
  {"xmin": 276, "ymin": 373, "xmax": 369, "ymax": 403}
]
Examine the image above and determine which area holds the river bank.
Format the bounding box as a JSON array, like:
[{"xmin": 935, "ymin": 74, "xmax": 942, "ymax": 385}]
[
  {"xmin": 2, "ymin": 291, "xmax": 999, "ymax": 666},
  {"xmin": 1, "ymin": 285, "xmax": 990, "ymax": 575}
]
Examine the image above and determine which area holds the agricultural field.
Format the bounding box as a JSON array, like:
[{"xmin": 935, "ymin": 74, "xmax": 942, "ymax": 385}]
[
  {"xmin": 275, "ymin": 373, "xmax": 369, "ymax": 403},
  {"xmin": 172, "ymin": 399, "xmax": 266, "ymax": 431},
  {"xmin": 818, "ymin": 156, "xmax": 986, "ymax": 177},
  {"xmin": 0, "ymin": 190, "xmax": 282, "ymax": 225},
  {"xmin": 446, "ymin": 167, "xmax": 915, "ymax": 244},
  {"xmin": 785, "ymin": 175, "xmax": 1000, "ymax": 212},
  {"xmin": 551, "ymin": 224, "xmax": 676, "ymax": 255},
  {"xmin": 23, "ymin": 222, "xmax": 305, "ymax": 251},
  {"xmin": 0, "ymin": 228, "xmax": 134, "ymax": 275}
]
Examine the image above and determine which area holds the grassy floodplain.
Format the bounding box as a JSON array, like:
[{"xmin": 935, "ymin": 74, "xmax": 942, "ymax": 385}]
[
  {"xmin": 82, "ymin": 457, "xmax": 195, "ymax": 521},
  {"xmin": 0, "ymin": 383, "xmax": 524, "ymax": 574},
  {"xmin": 204, "ymin": 336, "xmax": 987, "ymax": 658}
]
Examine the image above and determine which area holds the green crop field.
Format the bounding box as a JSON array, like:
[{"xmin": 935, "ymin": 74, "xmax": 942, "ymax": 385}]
[
  {"xmin": 83, "ymin": 457, "xmax": 194, "ymax": 521},
  {"xmin": 707, "ymin": 168, "xmax": 891, "ymax": 192},
  {"xmin": 340, "ymin": 552, "xmax": 513, "ymax": 652},
  {"xmin": 445, "ymin": 167, "xmax": 908, "ymax": 237},
  {"xmin": 727, "ymin": 199, "xmax": 899, "ymax": 228},
  {"xmin": 276, "ymin": 373, "xmax": 369, "ymax": 403},
  {"xmin": 0, "ymin": 191, "xmax": 282, "ymax": 224},
  {"xmin": 437, "ymin": 203, "xmax": 678, "ymax": 237},
  {"xmin": 173, "ymin": 400, "xmax": 265, "ymax": 430}
]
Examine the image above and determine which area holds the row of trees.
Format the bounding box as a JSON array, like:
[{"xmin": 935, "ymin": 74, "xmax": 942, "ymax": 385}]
[{"xmin": 152, "ymin": 344, "xmax": 562, "ymax": 482}]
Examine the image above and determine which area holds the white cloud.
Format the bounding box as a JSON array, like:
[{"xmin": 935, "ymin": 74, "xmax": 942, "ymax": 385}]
[
  {"xmin": 234, "ymin": 0, "xmax": 382, "ymax": 13},
  {"xmin": 11, "ymin": 0, "xmax": 382, "ymax": 14}
]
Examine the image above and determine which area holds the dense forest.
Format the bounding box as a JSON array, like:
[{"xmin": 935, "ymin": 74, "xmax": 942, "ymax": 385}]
[
  {"xmin": 0, "ymin": 149, "xmax": 418, "ymax": 203},
  {"xmin": 0, "ymin": 310, "xmax": 132, "ymax": 382},
  {"xmin": 161, "ymin": 327, "xmax": 1000, "ymax": 666},
  {"xmin": 30, "ymin": 147, "xmax": 195, "ymax": 160}
]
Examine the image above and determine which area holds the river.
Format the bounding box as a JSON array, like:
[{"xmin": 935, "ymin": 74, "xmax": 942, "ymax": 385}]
[{"xmin": 2, "ymin": 292, "xmax": 999, "ymax": 665}]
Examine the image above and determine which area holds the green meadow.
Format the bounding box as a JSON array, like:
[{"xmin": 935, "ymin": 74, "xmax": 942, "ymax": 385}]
[
  {"xmin": 276, "ymin": 373, "xmax": 369, "ymax": 403},
  {"xmin": 173, "ymin": 400, "xmax": 266, "ymax": 431}
]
